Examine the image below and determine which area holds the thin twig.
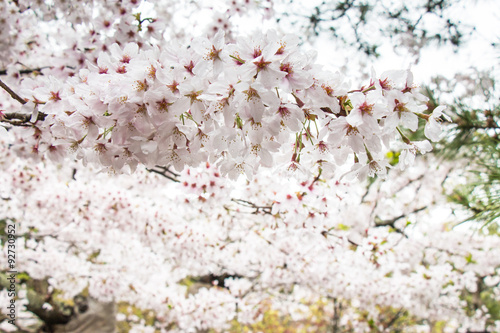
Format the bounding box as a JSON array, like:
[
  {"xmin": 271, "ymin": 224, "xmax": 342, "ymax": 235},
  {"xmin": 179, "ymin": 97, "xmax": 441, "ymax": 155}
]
[
  {"xmin": 231, "ymin": 198, "xmax": 273, "ymax": 215},
  {"xmin": 0, "ymin": 79, "xmax": 27, "ymax": 105},
  {"xmin": 146, "ymin": 167, "xmax": 180, "ymax": 182},
  {"xmin": 374, "ymin": 206, "xmax": 428, "ymax": 228}
]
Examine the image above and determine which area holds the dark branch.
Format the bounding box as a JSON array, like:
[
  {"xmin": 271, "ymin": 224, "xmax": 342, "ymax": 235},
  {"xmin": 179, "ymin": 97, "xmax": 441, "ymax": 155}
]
[
  {"xmin": 0, "ymin": 79, "xmax": 27, "ymax": 105},
  {"xmin": 231, "ymin": 198, "xmax": 273, "ymax": 215},
  {"xmin": 384, "ymin": 308, "xmax": 404, "ymax": 329},
  {"xmin": 0, "ymin": 79, "xmax": 50, "ymax": 126},
  {"xmin": 322, "ymin": 230, "xmax": 360, "ymax": 247},
  {"xmin": 0, "ymin": 65, "xmax": 77, "ymax": 76},
  {"xmin": 0, "ymin": 67, "xmax": 49, "ymax": 76},
  {"xmin": 375, "ymin": 206, "xmax": 428, "ymax": 228},
  {"xmin": 1, "ymin": 111, "xmax": 47, "ymax": 125},
  {"xmin": 146, "ymin": 165, "xmax": 180, "ymax": 182},
  {"xmin": 26, "ymin": 303, "xmax": 72, "ymax": 327}
]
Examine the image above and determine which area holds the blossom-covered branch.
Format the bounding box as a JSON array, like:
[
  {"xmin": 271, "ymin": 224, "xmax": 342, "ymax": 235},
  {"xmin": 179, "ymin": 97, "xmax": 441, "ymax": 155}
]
[{"xmin": 8, "ymin": 31, "xmax": 442, "ymax": 180}]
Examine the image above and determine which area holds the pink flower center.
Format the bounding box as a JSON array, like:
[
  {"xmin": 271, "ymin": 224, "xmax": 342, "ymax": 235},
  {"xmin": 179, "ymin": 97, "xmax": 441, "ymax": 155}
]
[{"xmin": 359, "ymin": 102, "xmax": 373, "ymax": 115}]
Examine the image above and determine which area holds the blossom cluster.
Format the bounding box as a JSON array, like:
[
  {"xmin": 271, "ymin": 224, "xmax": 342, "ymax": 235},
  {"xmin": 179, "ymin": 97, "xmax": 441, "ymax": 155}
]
[
  {"xmin": 3, "ymin": 2, "xmax": 491, "ymax": 332},
  {"xmin": 0, "ymin": 141, "xmax": 498, "ymax": 331},
  {"xmin": 11, "ymin": 30, "xmax": 442, "ymax": 180},
  {"xmin": 0, "ymin": 0, "xmax": 275, "ymax": 82}
]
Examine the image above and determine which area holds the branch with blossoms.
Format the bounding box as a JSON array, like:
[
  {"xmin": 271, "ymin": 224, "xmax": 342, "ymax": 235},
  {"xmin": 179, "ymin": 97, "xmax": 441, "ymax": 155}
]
[
  {"xmin": 0, "ymin": 67, "xmax": 45, "ymax": 76},
  {"xmin": 0, "ymin": 79, "xmax": 47, "ymax": 127},
  {"xmin": 2, "ymin": 30, "xmax": 446, "ymax": 181},
  {"xmin": 1, "ymin": 111, "xmax": 47, "ymax": 126},
  {"xmin": 0, "ymin": 65, "xmax": 78, "ymax": 77}
]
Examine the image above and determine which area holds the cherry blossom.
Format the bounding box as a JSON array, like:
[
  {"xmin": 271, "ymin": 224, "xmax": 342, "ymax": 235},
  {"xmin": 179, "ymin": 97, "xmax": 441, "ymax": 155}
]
[
  {"xmin": 2, "ymin": 32, "xmax": 442, "ymax": 181},
  {"xmin": 0, "ymin": 139, "xmax": 498, "ymax": 331},
  {"xmin": 424, "ymin": 105, "xmax": 450, "ymax": 142},
  {"xmin": 0, "ymin": 1, "xmax": 498, "ymax": 333}
]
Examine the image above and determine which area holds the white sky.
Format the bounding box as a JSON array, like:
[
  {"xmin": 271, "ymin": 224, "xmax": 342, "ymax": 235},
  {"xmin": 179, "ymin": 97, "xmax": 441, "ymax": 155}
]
[{"xmin": 312, "ymin": 0, "xmax": 500, "ymax": 84}]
